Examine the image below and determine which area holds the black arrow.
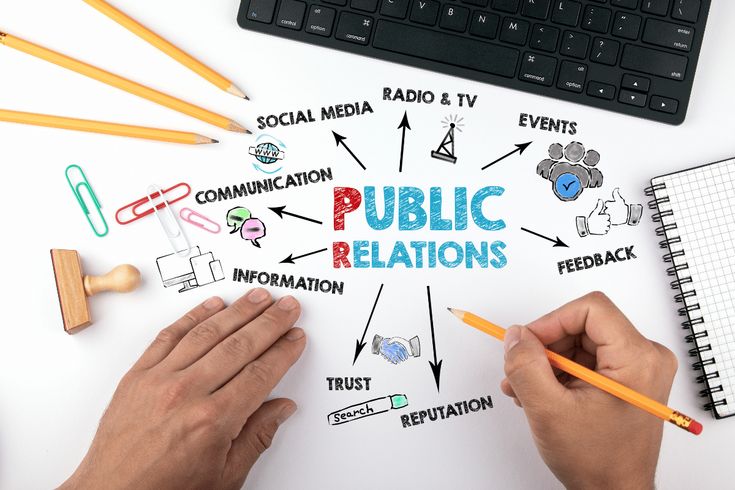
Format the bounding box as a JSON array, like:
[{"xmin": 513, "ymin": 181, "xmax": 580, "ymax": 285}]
[
  {"xmin": 280, "ymin": 247, "xmax": 329, "ymax": 264},
  {"xmin": 397, "ymin": 111, "xmax": 411, "ymax": 173},
  {"xmin": 269, "ymin": 206, "xmax": 323, "ymax": 225},
  {"xmin": 521, "ymin": 227, "xmax": 569, "ymax": 248},
  {"xmin": 481, "ymin": 141, "xmax": 532, "ymax": 170},
  {"xmin": 354, "ymin": 284, "xmax": 384, "ymax": 365},
  {"xmin": 333, "ymin": 131, "xmax": 366, "ymax": 170},
  {"xmin": 427, "ymin": 285, "xmax": 443, "ymax": 392}
]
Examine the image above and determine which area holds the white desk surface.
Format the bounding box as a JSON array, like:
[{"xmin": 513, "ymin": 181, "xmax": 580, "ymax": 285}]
[{"xmin": 1, "ymin": 1, "xmax": 734, "ymax": 488}]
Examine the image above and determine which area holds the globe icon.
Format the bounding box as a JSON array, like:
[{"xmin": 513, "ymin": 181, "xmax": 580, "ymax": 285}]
[{"xmin": 255, "ymin": 142, "xmax": 280, "ymax": 164}]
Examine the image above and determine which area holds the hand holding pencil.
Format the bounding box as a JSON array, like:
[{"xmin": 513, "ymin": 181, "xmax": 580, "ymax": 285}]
[{"xmin": 452, "ymin": 292, "xmax": 693, "ymax": 490}]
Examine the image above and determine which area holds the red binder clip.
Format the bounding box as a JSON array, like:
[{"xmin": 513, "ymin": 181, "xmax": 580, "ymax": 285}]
[{"xmin": 115, "ymin": 183, "xmax": 191, "ymax": 225}]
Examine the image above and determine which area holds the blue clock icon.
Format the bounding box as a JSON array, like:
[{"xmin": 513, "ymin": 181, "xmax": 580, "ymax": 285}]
[{"xmin": 554, "ymin": 172, "xmax": 582, "ymax": 201}]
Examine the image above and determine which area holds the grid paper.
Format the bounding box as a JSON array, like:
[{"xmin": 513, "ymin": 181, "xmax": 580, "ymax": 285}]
[{"xmin": 652, "ymin": 158, "xmax": 735, "ymax": 418}]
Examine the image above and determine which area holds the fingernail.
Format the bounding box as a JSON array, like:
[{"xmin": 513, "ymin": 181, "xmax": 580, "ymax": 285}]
[
  {"xmin": 203, "ymin": 297, "xmax": 223, "ymax": 310},
  {"xmin": 277, "ymin": 403, "xmax": 297, "ymax": 424},
  {"xmin": 504, "ymin": 326, "xmax": 522, "ymax": 354},
  {"xmin": 248, "ymin": 288, "xmax": 270, "ymax": 304},
  {"xmin": 285, "ymin": 328, "xmax": 305, "ymax": 341},
  {"xmin": 278, "ymin": 296, "xmax": 299, "ymax": 311}
]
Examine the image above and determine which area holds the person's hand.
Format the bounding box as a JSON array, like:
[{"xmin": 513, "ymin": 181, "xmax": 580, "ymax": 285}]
[
  {"xmin": 60, "ymin": 289, "xmax": 306, "ymax": 490},
  {"xmin": 500, "ymin": 292, "xmax": 678, "ymax": 490}
]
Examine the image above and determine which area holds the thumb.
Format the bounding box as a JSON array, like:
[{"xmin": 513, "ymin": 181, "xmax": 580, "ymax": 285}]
[
  {"xmin": 225, "ymin": 399, "xmax": 296, "ymax": 486},
  {"xmin": 503, "ymin": 326, "xmax": 565, "ymax": 411},
  {"xmin": 612, "ymin": 187, "xmax": 625, "ymax": 203},
  {"xmin": 592, "ymin": 199, "xmax": 605, "ymax": 215}
]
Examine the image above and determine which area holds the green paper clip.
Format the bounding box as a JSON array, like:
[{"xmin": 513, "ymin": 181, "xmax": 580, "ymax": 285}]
[{"xmin": 65, "ymin": 164, "xmax": 109, "ymax": 237}]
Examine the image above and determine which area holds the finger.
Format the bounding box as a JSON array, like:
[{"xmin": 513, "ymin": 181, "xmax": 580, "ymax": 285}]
[
  {"xmin": 213, "ymin": 328, "xmax": 306, "ymax": 434},
  {"xmin": 163, "ymin": 288, "xmax": 273, "ymax": 370},
  {"xmin": 592, "ymin": 199, "xmax": 605, "ymax": 215},
  {"xmin": 503, "ymin": 326, "xmax": 566, "ymax": 412},
  {"xmin": 500, "ymin": 377, "xmax": 516, "ymax": 398},
  {"xmin": 525, "ymin": 292, "xmax": 646, "ymax": 351},
  {"xmin": 133, "ymin": 297, "xmax": 225, "ymax": 371},
  {"xmin": 612, "ymin": 187, "xmax": 624, "ymax": 202},
  {"xmin": 189, "ymin": 296, "xmax": 301, "ymax": 391},
  {"xmin": 224, "ymin": 398, "xmax": 296, "ymax": 488}
]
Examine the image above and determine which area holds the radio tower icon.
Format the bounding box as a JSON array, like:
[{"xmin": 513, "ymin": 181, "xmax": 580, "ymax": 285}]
[{"xmin": 431, "ymin": 115, "xmax": 464, "ymax": 164}]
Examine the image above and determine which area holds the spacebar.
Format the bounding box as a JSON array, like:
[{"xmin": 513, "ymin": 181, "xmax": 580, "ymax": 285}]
[{"xmin": 373, "ymin": 20, "xmax": 519, "ymax": 78}]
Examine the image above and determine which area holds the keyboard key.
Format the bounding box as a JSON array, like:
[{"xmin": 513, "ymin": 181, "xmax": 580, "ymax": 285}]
[
  {"xmin": 551, "ymin": 1, "xmax": 581, "ymax": 27},
  {"xmin": 323, "ymin": 0, "xmax": 347, "ymax": 6},
  {"xmin": 641, "ymin": 0, "xmax": 670, "ymax": 15},
  {"xmin": 336, "ymin": 12, "xmax": 373, "ymax": 44},
  {"xmin": 582, "ymin": 5, "xmax": 611, "ymax": 33},
  {"xmin": 440, "ymin": 4, "xmax": 470, "ymax": 32},
  {"xmin": 462, "ymin": 0, "xmax": 488, "ymax": 6},
  {"xmin": 611, "ymin": 0, "xmax": 639, "ymax": 8},
  {"xmin": 352, "ymin": 0, "xmax": 378, "ymax": 12},
  {"xmin": 622, "ymin": 74, "xmax": 650, "ymax": 92},
  {"xmin": 469, "ymin": 11, "xmax": 500, "ymax": 38},
  {"xmin": 619, "ymin": 89, "xmax": 647, "ymax": 107},
  {"xmin": 247, "ymin": 0, "xmax": 277, "ymax": 23},
  {"xmin": 561, "ymin": 30, "xmax": 589, "ymax": 59},
  {"xmin": 671, "ymin": 0, "xmax": 700, "ymax": 23},
  {"xmin": 650, "ymin": 95, "xmax": 679, "ymax": 113},
  {"xmin": 373, "ymin": 20, "xmax": 520, "ymax": 77},
  {"xmin": 492, "ymin": 0, "xmax": 520, "ymax": 13},
  {"xmin": 276, "ymin": 0, "xmax": 306, "ymax": 29},
  {"xmin": 381, "ymin": 0, "xmax": 410, "ymax": 17},
  {"xmin": 613, "ymin": 12, "xmax": 641, "ymax": 39},
  {"xmin": 519, "ymin": 52, "xmax": 556, "ymax": 86},
  {"xmin": 522, "ymin": 0, "xmax": 551, "ymax": 19},
  {"xmin": 590, "ymin": 37, "xmax": 619, "ymax": 65},
  {"xmin": 530, "ymin": 24, "xmax": 559, "ymax": 52},
  {"xmin": 499, "ymin": 17, "xmax": 530, "ymax": 45},
  {"xmin": 588, "ymin": 81, "xmax": 616, "ymax": 100},
  {"xmin": 306, "ymin": 5, "xmax": 336, "ymax": 36},
  {"xmin": 410, "ymin": 0, "xmax": 440, "ymax": 25},
  {"xmin": 557, "ymin": 60, "xmax": 587, "ymax": 92},
  {"xmin": 643, "ymin": 19, "xmax": 694, "ymax": 52},
  {"xmin": 621, "ymin": 44, "xmax": 687, "ymax": 80}
]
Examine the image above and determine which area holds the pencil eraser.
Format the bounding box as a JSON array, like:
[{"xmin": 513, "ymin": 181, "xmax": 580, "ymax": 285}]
[{"xmin": 687, "ymin": 420, "xmax": 703, "ymax": 435}]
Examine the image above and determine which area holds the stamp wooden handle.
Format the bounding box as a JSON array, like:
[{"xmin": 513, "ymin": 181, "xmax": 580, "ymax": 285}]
[{"xmin": 84, "ymin": 264, "xmax": 141, "ymax": 296}]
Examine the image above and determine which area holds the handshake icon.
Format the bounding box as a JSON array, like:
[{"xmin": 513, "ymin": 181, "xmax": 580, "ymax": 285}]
[
  {"xmin": 372, "ymin": 334, "xmax": 421, "ymax": 365},
  {"xmin": 576, "ymin": 188, "xmax": 643, "ymax": 237}
]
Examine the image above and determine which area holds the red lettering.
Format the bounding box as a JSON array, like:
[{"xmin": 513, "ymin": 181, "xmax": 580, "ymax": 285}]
[
  {"xmin": 333, "ymin": 242, "xmax": 351, "ymax": 268},
  {"xmin": 334, "ymin": 187, "xmax": 362, "ymax": 231}
]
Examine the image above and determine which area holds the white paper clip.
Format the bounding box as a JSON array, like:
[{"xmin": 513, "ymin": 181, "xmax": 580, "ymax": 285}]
[{"xmin": 147, "ymin": 185, "xmax": 190, "ymax": 257}]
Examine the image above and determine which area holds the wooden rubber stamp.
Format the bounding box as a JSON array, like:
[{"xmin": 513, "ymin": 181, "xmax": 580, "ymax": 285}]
[{"xmin": 51, "ymin": 249, "xmax": 141, "ymax": 334}]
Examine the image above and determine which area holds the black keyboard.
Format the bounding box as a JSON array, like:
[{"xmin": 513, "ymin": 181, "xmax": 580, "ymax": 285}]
[{"xmin": 238, "ymin": 0, "xmax": 710, "ymax": 124}]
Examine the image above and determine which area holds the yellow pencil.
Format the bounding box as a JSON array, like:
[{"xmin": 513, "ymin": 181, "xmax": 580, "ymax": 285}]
[
  {"xmin": 0, "ymin": 108, "xmax": 217, "ymax": 145},
  {"xmin": 82, "ymin": 0, "xmax": 248, "ymax": 99},
  {"xmin": 0, "ymin": 31, "xmax": 248, "ymax": 133},
  {"xmin": 449, "ymin": 308, "xmax": 704, "ymax": 436}
]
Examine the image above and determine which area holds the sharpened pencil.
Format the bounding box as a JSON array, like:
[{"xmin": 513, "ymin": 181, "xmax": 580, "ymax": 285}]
[
  {"xmin": 0, "ymin": 109, "xmax": 217, "ymax": 144},
  {"xmin": 448, "ymin": 308, "xmax": 704, "ymax": 436},
  {"xmin": 0, "ymin": 31, "xmax": 249, "ymax": 133},
  {"xmin": 82, "ymin": 0, "xmax": 248, "ymax": 99}
]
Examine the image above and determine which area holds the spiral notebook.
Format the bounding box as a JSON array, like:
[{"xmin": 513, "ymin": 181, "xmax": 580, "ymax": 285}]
[{"xmin": 646, "ymin": 157, "xmax": 735, "ymax": 419}]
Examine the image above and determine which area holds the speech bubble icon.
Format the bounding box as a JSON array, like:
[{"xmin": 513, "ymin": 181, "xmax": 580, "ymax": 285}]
[
  {"xmin": 241, "ymin": 217, "xmax": 266, "ymax": 248},
  {"xmin": 226, "ymin": 207, "xmax": 252, "ymax": 234}
]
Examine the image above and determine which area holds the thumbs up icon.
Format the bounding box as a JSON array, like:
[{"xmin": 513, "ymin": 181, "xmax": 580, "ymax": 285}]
[
  {"xmin": 576, "ymin": 188, "xmax": 644, "ymax": 237},
  {"xmin": 577, "ymin": 199, "xmax": 611, "ymax": 237}
]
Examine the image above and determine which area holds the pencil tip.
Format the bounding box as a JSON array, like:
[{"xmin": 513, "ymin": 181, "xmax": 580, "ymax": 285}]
[
  {"xmin": 446, "ymin": 307, "xmax": 453, "ymax": 312},
  {"xmin": 227, "ymin": 121, "xmax": 249, "ymax": 133},
  {"xmin": 212, "ymin": 139, "xmax": 219, "ymax": 144},
  {"xmin": 227, "ymin": 84, "xmax": 248, "ymax": 99}
]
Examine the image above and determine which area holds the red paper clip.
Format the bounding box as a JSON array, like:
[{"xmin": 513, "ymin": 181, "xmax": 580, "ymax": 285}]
[
  {"xmin": 180, "ymin": 208, "xmax": 221, "ymax": 234},
  {"xmin": 115, "ymin": 183, "xmax": 191, "ymax": 225}
]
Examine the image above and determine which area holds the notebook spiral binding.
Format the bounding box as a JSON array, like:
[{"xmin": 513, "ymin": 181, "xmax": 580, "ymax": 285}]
[{"xmin": 646, "ymin": 183, "xmax": 727, "ymax": 413}]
